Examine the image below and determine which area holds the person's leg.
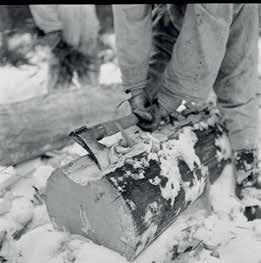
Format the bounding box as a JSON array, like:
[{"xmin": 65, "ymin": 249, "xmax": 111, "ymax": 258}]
[
  {"xmin": 78, "ymin": 5, "xmax": 100, "ymax": 87},
  {"xmin": 213, "ymin": 4, "xmax": 260, "ymax": 209},
  {"xmin": 145, "ymin": 4, "xmax": 182, "ymax": 102}
]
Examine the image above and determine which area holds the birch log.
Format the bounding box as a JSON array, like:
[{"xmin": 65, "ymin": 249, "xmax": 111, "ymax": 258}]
[{"xmin": 46, "ymin": 111, "xmax": 232, "ymax": 261}]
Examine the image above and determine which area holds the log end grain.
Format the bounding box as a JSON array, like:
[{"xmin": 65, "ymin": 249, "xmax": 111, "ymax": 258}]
[
  {"xmin": 46, "ymin": 111, "xmax": 232, "ymax": 260},
  {"xmin": 46, "ymin": 155, "xmax": 137, "ymax": 259}
]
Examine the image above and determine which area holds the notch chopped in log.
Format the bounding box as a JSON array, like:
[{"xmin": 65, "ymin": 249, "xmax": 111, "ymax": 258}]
[{"xmin": 69, "ymin": 114, "xmax": 138, "ymax": 170}]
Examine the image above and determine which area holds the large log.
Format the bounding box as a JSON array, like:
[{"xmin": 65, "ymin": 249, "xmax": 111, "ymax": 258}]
[
  {"xmin": 0, "ymin": 86, "xmax": 129, "ymax": 166},
  {"xmin": 46, "ymin": 111, "xmax": 232, "ymax": 261},
  {"xmin": 0, "ymin": 8, "xmax": 123, "ymax": 166}
]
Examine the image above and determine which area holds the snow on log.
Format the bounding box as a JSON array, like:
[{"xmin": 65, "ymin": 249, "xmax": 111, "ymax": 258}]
[{"xmin": 46, "ymin": 109, "xmax": 232, "ymax": 261}]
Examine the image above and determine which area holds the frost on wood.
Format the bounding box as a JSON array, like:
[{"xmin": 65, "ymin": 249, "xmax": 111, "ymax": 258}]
[{"xmin": 46, "ymin": 109, "xmax": 231, "ymax": 260}]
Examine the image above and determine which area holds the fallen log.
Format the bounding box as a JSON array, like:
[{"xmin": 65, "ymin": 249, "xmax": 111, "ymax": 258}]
[
  {"xmin": 0, "ymin": 86, "xmax": 129, "ymax": 166},
  {"xmin": 0, "ymin": 12, "xmax": 117, "ymax": 166},
  {"xmin": 46, "ymin": 110, "xmax": 232, "ymax": 261}
]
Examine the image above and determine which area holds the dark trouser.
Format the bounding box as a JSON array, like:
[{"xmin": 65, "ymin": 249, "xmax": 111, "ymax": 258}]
[
  {"xmin": 145, "ymin": 4, "xmax": 180, "ymax": 102},
  {"xmin": 146, "ymin": 4, "xmax": 259, "ymax": 153}
]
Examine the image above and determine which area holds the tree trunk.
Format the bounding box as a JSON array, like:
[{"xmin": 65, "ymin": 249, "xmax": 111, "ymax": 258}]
[
  {"xmin": 0, "ymin": 85, "xmax": 129, "ymax": 166},
  {"xmin": 46, "ymin": 114, "xmax": 231, "ymax": 260}
]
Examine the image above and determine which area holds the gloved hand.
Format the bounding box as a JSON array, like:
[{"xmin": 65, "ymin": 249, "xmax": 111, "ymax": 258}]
[
  {"xmin": 128, "ymin": 88, "xmax": 153, "ymax": 122},
  {"xmin": 137, "ymin": 101, "xmax": 170, "ymax": 132},
  {"xmin": 128, "ymin": 84, "xmax": 186, "ymax": 132}
]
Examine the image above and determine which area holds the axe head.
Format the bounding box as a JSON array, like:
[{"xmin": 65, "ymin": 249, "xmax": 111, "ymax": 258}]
[
  {"xmin": 69, "ymin": 114, "xmax": 139, "ymax": 171},
  {"xmin": 70, "ymin": 126, "xmax": 110, "ymax": 171}
]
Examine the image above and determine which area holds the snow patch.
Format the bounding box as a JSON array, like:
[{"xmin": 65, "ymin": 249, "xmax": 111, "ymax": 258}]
[
  {"xmin": 99, "ymin": 63, "xmax": 121, "ymax": 85},
  {"xmin": 29, "ymin": 205, "xmax": 51, "ymax": 230},
  {"xmin": 209, "ymin": 164, "xmax": 245, "ymax": 221},
  {"xmin": 143, "ymin": 202, "xmax": 158, "ymax": 226},
  {"xmin": 215, "ymin": 134, "xmax": 232, "ymax": 162},
  {"xmin": 126, "ymin": 199, "xmax": 137, "ymax": 211},
  {"xmin": 159, "ymin": 127, "xmax": 202, "ymax": 206},
  {"xmin": 0, "ymin": 47, "xmax": 50, "ymax": 104},
  {"xmin": 32, "ymin": 165, "xmax": 54, "ymax": 194},
  {"xmin": 149, "ymin": 176, "xmax": 161, "ymax": 186},
  {"xmin": 9, "ymin": 197, "xmax": 34, "ymax": 226},
  {"xmin": 75, "ymin": 241, "xmax": 127, "ymax": 263},
  {"xmin": 16, "ymin": 224, "xmax": 69, "ymax": 263}
]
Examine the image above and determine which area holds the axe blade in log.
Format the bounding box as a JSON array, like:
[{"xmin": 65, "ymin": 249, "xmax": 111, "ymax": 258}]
[{"xmin": 46, "ymin": 110, "xmax": 232, "ymax": 261}]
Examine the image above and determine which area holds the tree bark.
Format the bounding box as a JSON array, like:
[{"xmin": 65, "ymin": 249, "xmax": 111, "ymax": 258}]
[{"xmin": 46, "ymin": 115, "xmax": 231, "ymax": 260}]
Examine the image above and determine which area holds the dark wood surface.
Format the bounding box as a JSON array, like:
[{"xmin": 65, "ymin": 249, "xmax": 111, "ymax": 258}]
[{"xmin": 105, "ymin": 123, "xmax": 230, "ymax": 259}]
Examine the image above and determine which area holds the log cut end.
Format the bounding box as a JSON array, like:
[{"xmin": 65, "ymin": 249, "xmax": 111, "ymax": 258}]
[
  {"xmin": 46, "ymin": 109, "xmax": 232, "ymax": 260},
  {"xmin": 46, "ymin": 156, "xmax": 137, "ymax": 259}
]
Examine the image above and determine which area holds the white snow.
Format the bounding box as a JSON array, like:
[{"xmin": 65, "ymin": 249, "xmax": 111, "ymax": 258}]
[
  {"xmin": 29, "ymin": 204, "xmax": 51, "ymax": 230},
  {"xmin": 99, "ymin": 63, "xmax": 121, "ymax": 85},
  {"xmin": 215, "ymin": 134, "xmax": 232, "ymax": 162},
  {"xmin": 0, "ymin": 166, "xmax": 16, "ymax": 188},
  {"xmin": 143, "ymin": 202, "xmax": 158, "ymax": 226},
  {"xmin": 0, "ymin": 46, "xmax": 50, "ymax": 104},
  {"xmin": 32, "ymin": 165, "xmax": 54, "ymax": 194},
  {"xmin": 159, "ymin": 127, "xmax": 203, "ymax": 206},
  {"xmin": 0, "ymin": 34, "xmax": 260, "ymax": 263},
  {"xmin": 0, "ymin": 115, "xmax": 260, "ymax": 263},
  {"xmin": 208, "ymin": 164, "xmax": 244, "ymax": 220},
  {"xmin": 9, "ymin": 197, "xmax": 34, "ymax": 226},
  {"xmin": 75, "ymin": 241, "xmax": 127, "ymax": 263},
  {"xmin": 16, "ymin": 224, "xmax": 69, "ymax": 263}
]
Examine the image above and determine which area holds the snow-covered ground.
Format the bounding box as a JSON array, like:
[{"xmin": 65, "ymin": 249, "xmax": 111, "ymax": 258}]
[
  {"xmin": 1, "ymin": 124, "xmax": 261, "ymax": 263},
  {"xmin": 0, "ymin": 34, "xmax": 261, "ymax": 263},
  {"xmin": 0, "ymin": 33, "xmax": 51, "ymax": 104}
]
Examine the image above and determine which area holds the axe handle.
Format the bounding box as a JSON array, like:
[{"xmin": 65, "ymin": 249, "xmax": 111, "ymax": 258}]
[{"xmin": 88, "ymin": 113, "xmax": 139, "ymax": 140}]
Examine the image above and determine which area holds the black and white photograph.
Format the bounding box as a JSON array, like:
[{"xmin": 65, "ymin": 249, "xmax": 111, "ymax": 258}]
[{"xmin": 0, "ymin": 4, "xmax": 261, "ymax": 262}]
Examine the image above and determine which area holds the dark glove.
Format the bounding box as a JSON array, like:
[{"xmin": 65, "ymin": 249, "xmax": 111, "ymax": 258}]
[
  {"xmin": 128, "ymin": 89, "xmax": 153, "ymax": 122},
  {"xmin": 137, "ymin": 101, "xmax": 170, "ymax": 132}
]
